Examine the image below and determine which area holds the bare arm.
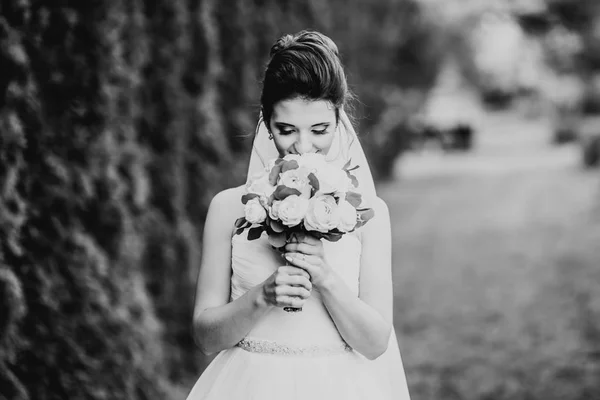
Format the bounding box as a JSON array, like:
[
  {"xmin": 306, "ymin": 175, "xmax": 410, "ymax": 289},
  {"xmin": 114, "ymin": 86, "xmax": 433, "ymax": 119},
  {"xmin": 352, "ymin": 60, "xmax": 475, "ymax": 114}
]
[
  {"xmin": 192, "ymin": 188, "xmax": 312, "ymax": 355},
  {"xmin": 284, "ymin": 197, "xmax": 393, "ymax": 359}
]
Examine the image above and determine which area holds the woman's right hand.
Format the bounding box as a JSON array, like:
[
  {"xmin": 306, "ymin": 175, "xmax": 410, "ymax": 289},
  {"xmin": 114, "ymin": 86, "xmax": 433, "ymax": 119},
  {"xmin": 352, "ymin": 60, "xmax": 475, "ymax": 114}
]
[{"xmin": 261, "ymin": 265, "xmax": 312, "ymax": 309}]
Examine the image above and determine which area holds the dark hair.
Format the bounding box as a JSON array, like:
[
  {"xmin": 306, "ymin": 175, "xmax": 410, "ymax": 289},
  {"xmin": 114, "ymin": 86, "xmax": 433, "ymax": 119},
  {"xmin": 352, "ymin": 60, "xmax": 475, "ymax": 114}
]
[{"xmin": 260, "ymin": 30, "xmax": 353, "ymax": 127}]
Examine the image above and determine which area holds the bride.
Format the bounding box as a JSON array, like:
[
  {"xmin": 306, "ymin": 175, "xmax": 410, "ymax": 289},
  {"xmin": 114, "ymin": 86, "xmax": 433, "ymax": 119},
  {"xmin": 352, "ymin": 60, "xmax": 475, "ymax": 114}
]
[{"xmin": 186, "ymin": 30, "xmax": 411, "ymax": 400}]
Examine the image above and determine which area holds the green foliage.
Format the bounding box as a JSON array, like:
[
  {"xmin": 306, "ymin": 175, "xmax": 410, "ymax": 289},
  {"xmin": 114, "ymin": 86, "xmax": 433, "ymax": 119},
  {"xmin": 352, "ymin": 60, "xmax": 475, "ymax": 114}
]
[{"xmin": 0, "ymin": 2, "xmax": 170, "ymax": 399}]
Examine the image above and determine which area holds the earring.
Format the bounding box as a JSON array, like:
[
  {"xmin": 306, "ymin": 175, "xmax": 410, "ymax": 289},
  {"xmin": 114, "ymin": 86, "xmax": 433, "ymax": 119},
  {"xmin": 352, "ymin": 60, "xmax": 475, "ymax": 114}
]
[{"xmin": 268, "ymin": 131, "xmax": 274, "ymax": 140}]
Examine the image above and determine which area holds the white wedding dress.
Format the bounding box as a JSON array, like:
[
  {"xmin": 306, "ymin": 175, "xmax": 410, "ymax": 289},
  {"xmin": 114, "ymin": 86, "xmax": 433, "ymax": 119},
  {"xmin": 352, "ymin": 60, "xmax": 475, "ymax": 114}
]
[{"xmin": 186, "ymin": 230, "xmax": 411, "ymax": 400}]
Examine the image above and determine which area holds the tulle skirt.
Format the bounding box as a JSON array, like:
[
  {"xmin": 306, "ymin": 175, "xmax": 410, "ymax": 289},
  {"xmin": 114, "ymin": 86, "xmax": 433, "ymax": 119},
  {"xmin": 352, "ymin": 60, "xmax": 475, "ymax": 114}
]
[{"xmin": 186, "ymin": 332, "xmax": 410, "ymax": 400}]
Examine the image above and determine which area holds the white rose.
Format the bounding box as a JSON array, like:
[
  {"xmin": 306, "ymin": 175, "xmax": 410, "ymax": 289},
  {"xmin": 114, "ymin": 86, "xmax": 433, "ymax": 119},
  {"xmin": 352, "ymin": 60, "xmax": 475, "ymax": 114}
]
[
  {"xmin": 269, "ymin": 200, "xmax": 282, "ymax": 220},
  {"xmin": 282, "ymin": 154, "xmax": 301, "ymax": 163},
  {"xmin": 246, "ymin": 173, "xmax": 276, "ymax": 198},
  {"xmin": 277, "ymin": 195, "xmax": 309, "ymax": 227},
  {"xmin": 304, "ymin": 194, "xmax": 340, "ymax": 233},
  {"xmin": 244, "ymin": 197, "xmax": 267, "ymax": 224},
  {"xmin": 315, "ymin": 166, "xmax": 352, "ymax": 195},
  {"xmin": 297, "ymin": 153, "xmax": 327, "ymax": 171},
  {"xmin": 337, "ymin": 200, "xmax": 358, "ymax": 232},
  {"xmin": 278, "ymin": 167, "xmax": 312, "ymax": 198}
]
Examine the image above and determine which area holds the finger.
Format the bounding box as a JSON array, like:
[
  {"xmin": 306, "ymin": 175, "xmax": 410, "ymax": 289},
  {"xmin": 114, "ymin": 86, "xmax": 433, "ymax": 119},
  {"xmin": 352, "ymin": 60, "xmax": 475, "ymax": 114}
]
[
  {"xmin": 285, "ymin": 252, "xmax": 317, "ymax": 265},
  {"xmin": 284, "ymin": 253, "xmax": 317, "ymax": 274},
  {"xmin": 283, "ymin": 275, "xmax": 312, "ymax": 291},
  {"xmin": 277, "ymin": 285, "xmax": 311, "ymax": 299},
  {"xmin": 278, "ymin": 295, "xmax": 305, "ymax": 309},
  {"xmin": 274, "ymin": 271, "xmax": 312, "ymax": 289},
  {"xmin": 290, "ymin": 275, "xmax": 312, "ymax": 291},
  {"xmin": 279, "ymin": 265, "xmax": 310, "ymax": 280},
  {"xmin": 299, "ymin": 234, "xmax": 321, "ymax": 246},
  {"xmin": 284, "ymin": 242, "xmax": 317, "ymax": 255}
]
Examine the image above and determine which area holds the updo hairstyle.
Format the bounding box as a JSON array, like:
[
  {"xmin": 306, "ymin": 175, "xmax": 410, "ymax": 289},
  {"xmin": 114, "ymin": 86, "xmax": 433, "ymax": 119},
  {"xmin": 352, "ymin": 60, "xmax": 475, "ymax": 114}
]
[{"xmin": 260, "ymin": 30, "xmax": 353, "ymax": 128}]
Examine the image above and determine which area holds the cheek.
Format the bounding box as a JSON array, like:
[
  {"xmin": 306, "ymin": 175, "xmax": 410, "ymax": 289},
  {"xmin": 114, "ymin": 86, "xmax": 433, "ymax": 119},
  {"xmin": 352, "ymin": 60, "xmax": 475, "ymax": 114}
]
[
  {"xmin": 316, "ymin": 134, "xmax": 334, "ymax": 152},
  {"xmin": 273, "ymin": 135, "xmax": 293, "ymax": 154}
]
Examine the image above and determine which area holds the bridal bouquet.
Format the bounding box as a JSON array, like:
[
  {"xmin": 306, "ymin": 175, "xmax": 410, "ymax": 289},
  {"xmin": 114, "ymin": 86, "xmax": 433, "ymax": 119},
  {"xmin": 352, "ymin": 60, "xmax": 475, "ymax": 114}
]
[{"xmin": 235, "ymin": 153, "xmax": 374, "ymax": 249}]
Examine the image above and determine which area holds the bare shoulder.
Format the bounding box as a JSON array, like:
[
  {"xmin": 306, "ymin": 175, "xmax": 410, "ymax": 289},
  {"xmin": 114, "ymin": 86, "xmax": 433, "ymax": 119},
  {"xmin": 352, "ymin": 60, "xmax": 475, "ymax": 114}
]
[
  {"xmin": 206, "ymin": 185, "xmax": 246, "ymax": 228},
  {"xmin": 210, "ymin": 185, "xmax": 246, "ymax": 209}
]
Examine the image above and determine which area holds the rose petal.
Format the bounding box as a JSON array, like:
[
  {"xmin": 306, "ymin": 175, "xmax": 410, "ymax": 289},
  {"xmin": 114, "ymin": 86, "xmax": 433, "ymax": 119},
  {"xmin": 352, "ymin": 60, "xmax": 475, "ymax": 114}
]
[{"xmin": 269, "ymin": 218, "xmax": 285, "ymax": 233}]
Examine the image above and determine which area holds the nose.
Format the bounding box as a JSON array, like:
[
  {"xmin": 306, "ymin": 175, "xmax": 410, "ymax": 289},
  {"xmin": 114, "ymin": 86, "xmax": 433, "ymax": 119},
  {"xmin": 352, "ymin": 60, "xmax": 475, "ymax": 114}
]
[{"xmin": 295, "ymin": 132, "xmax": 313, "ymax": 154}]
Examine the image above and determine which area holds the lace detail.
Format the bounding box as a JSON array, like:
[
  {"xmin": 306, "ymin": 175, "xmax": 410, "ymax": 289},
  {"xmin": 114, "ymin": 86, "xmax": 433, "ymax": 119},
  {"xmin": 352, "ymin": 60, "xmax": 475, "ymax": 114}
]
[{"xmin": 237, "ymin": 337, "xmax": 353, "ymax": 357}]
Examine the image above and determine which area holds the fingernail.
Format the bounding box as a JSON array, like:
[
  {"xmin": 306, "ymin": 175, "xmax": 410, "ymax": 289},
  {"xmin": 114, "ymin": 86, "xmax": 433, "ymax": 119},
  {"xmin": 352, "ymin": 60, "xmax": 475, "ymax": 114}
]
[{"xmin": 285, "ymin": 255, "xmax": 292, "ymax": 262}]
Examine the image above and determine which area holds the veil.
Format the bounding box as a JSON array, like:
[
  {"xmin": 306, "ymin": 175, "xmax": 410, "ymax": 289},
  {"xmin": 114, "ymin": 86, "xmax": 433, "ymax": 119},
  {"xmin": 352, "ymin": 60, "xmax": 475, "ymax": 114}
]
[{"xmin": 246, "ymin": 109, "xmax": 377, "ymax": 201}]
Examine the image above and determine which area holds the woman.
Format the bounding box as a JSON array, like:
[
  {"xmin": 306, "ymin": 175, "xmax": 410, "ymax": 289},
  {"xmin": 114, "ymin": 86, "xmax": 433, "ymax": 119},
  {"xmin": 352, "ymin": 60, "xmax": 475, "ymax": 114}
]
[{"xmin": 186, "ymin": 30, "xmax": 411, "ymax": 400}]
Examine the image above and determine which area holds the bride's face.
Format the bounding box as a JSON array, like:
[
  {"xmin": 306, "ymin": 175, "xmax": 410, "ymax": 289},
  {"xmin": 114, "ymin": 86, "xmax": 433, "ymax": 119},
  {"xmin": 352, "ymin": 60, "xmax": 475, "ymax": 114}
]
[{"xmin": 268, "ymin": 98, "xmax": 336, "ymax": 157}]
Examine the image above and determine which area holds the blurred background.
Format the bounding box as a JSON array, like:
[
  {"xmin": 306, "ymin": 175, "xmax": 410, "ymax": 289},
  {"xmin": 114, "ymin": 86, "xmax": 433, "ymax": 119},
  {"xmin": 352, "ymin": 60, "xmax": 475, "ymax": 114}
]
[{"xmin": 1, "ymin": 0, "xmax": 600, "ymax": 399}]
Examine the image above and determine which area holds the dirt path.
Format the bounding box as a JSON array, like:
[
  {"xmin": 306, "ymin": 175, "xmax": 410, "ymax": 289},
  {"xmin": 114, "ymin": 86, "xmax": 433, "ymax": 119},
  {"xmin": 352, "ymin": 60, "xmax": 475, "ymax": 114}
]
[{"xmin": 378, "ymin": 111, "xmax": 600, "ymax": 398}]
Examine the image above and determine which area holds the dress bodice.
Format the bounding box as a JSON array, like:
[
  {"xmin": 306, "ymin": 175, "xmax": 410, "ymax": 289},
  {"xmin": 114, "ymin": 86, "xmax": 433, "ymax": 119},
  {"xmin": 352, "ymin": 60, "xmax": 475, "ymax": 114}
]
[
  {"xmin": 230, "ymin": 231, "xmax": 362, "ymax": 346},
  {"xmin": 186, "ymin": 229, "xmax": 412, "ymax": 400}
]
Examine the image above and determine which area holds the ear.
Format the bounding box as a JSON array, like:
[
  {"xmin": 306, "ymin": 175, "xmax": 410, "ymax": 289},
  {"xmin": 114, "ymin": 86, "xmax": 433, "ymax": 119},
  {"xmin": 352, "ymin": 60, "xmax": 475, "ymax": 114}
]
[{"xmin": 260, "ymin": 108, "xmax": 271, "ymax": 132}]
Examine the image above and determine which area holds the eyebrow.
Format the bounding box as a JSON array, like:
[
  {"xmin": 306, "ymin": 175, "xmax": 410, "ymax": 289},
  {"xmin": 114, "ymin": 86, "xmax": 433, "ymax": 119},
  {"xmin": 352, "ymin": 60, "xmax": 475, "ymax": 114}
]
[{"xmin": 274, "ymin": 122, "xmax": 330, "ymax": 128}]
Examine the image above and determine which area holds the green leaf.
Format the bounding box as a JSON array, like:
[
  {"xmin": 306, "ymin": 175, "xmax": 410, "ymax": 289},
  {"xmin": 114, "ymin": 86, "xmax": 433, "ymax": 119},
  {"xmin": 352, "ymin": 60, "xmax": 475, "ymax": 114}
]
[
  {"xmin": 281, "ymin": 159, "xmax": 299, "ymax": 173},
  {"xmin": 357, "ymin": 208, "xmax": 375, "ymax": 227},
  {"xmin": 242, "ymin": 193, "xmax": 259, "ymax": 204},
  {"xmin": 247, "ymin": 227, "xmax": 264, "ymax": 240},
  {"xmin": 268, "ymin": 158, "xmax": 285, "ymax": 185},
  {"xmin": 318, "ymin": 231, "xmax": 344, "ymax": 242},
  {"xmin": 361, "ymin": 208, "xmax": 375, "ymax": 220},
  {"xmin": 346, "ymin": 171, "xmax": 359, "ymax": 188},
  {"xmin": 269, "ymin": 218, "xmax": 285, "ymax": 233},
  {"xmin": 342, "ymin": 158, "xmax": 360, "ymax": 172},
  {"xmin": 308, "ymin": 172, "xmax": 319, "ymax": 194},
  {"xmin": 235, "ymin": 217, "xmax": 247, "ymax": 228},
  {"xmin": 273, "ymin": 185, "xmax": 301, "ymax": 200},
  {"xmin": 268, "ymin": 231, "xmax": 287, "ymax": 248},
  {"xmin": 326, "ymin": 233, "xmax": 344, "ymax": 242},
  {"xmin": 345, "ymin": 191, "xmax": 362, "ymax": 208}
]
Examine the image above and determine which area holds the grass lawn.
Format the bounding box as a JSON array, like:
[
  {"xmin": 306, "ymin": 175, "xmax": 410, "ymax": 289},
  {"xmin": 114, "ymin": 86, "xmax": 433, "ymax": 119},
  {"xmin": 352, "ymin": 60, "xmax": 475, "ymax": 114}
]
[{"xmin": 380, "ymin": 159, "xmax": 600, "ymax": 400}]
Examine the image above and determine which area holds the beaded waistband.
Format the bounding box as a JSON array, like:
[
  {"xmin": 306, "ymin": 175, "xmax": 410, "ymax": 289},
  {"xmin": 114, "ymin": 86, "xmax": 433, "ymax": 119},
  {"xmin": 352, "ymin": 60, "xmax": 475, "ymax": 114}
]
[{"xmin": 236, "ymin": 337, "xmax": 353, "ymax": 357}]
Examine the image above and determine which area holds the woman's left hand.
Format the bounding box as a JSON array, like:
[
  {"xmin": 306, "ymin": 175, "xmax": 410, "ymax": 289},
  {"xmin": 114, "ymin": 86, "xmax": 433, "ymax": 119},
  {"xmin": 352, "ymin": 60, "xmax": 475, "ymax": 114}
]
[{"xmin": 284, "ymin": 233, "xmax": 335, "ymax": 290}]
